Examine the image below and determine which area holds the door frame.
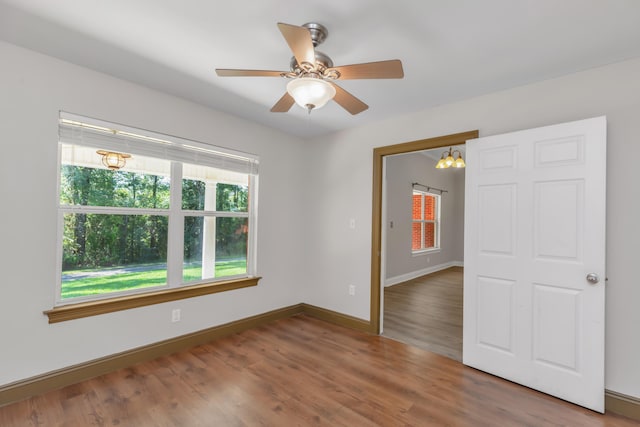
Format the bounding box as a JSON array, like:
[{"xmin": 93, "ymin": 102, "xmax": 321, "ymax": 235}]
[{"xmin": 369, "ymin": 130, "xmax": 479, "ymax": 334}]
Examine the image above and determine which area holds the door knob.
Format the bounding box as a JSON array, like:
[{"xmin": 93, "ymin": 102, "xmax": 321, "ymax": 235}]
[{"xmin": 586, "ymin": 273, "xmax": 600, "ymax": 284}]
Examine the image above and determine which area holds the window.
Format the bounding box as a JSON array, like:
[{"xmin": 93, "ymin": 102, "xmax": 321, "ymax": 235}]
[
  {"xmin": 412, "ymin": 190, "xmax": 440, "ymax": 252},
  {"xmin": 56, "ymin": 113, "xmax": 258, "ymax": 306}
]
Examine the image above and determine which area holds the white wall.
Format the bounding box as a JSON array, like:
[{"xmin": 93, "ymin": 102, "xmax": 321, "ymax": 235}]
[
  {"xmin": 0, "ymin": 41, "xmax": 307, "ymax": 386},
  {"xmin": 384, "ymin": 152, "xmax": 464, "ymax": 284},
  {"xmin": 304, "ymin": 57, "xmax": 640, "ymax": 399}
]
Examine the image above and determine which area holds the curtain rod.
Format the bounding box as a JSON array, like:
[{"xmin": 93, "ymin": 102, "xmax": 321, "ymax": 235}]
[{"xmin": 412, "ymin": 182, "xmax": 448, "ymax": 194}]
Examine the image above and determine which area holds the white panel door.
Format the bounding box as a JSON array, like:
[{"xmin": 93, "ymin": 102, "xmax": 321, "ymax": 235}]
[{"xmin": 463, "ymin": 116, "xmax": 606, "ymax": 412}]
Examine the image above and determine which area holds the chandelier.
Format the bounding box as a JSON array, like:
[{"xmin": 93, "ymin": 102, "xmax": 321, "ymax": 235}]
[
  {"xmin": 96, "ymin": 150, "xmax": 131, "ymax": 170},
  {"xmin": 435, "ymin": 147, "xmax": 465, "ymax": 169}
]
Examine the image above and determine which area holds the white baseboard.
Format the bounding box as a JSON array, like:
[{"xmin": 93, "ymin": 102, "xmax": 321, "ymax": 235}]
[{"xmin": 385, "ymin": 261, "xmax": 463, "ymax": 287}]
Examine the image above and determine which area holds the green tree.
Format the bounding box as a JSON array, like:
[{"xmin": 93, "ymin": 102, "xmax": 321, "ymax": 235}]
[
  {"xmin": 216, "ymin": 184, "xmax": 249, "ymax": 258},
  {"xmin": 61, "ymin": 165, "xmax": 170, "ymax": 269}
]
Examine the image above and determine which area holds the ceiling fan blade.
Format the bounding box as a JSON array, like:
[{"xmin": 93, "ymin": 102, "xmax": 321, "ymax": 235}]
[
  {"xmin": 331, "ymin": 83, "xmax": 369, "ymax": 115},
  {"xmin": 270, "ymin": 92, "xmax": 295, "ymax": 113},
  {"xmin": 216, "ymin": 69, "xmax": 286, "ymax": 77},
  {"xmin": 328, "ymin": 60, "xmax": 404, "ymax": 80},
  {"xmin": 277, "ymin": 23, "xmax": 315, "ymax": 68}
]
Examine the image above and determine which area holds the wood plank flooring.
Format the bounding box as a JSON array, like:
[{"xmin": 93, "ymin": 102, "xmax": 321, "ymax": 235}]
[
  {"xmin": 383, "ymin": 267, "xmax": 463, "ymax": 361},
  {"xmin": 1, "ymin": 314, "xmax": 636, "ymax": 426}
]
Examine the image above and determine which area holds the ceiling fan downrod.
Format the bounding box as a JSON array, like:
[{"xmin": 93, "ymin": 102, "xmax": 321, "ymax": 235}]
[{"xmin": 302, "ymin": 22, "xmax": 328, "ymax": 47}]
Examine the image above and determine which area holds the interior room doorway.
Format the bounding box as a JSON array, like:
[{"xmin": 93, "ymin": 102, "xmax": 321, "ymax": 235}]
[
  {"xmin": 379, "ymin": 143, "xmax": 467, "ymax": 361},
  {"xmin": 369, "ymin": 131, "xmax": 478, "ymax": 349}
]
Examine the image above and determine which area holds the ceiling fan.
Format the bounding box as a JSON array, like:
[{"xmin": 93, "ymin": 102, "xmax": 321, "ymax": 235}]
[{"xmin": 215, "ymin": 22, "xmax": 404, "ymax": 115}]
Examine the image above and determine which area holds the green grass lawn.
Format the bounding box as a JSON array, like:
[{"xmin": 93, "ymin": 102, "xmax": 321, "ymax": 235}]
[{"xmin": 61, "ymin": 260, "xmax": 247, "ymax": 299}]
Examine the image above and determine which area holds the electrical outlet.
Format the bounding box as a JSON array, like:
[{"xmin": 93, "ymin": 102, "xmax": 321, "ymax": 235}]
[
  {"xmin": 348, "ymin": 285, "xmax": 356, "ymax": 296},
  {"xmin": 171, "ymin": 308, "xmax": 181, "ymax": 322},
  {"xmin": 349, "ymin": 218, "xmax": 356, "ymax": 229}
]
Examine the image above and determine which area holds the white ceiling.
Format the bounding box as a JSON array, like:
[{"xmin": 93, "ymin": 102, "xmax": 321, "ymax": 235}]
[{"xmin": 2, "ymin": 0, "xmax": 640, "ymax": 139}]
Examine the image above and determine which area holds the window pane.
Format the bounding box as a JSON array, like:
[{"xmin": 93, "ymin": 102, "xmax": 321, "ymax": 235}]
[
  {"xmin": 182, "ymin": 164, "xmax": 249, "ymax": 211},
  {"xmin": 183, "ymin": 216, "xmax": 248, "ymax": 283},
  {"xmin": 424, "ymin": 222, "xmax": 435, "ymax": 248},
  {"xmin": 182, "ymin": 179, "xmax": 206, "ymax": 210},
  {"xmin": 216, "ymin": 183, "xmax": 249, "ymax": 212},
  {"xmin": 412, "ymin": 194, "xmax": 422, "ymax": 220},
  {"xmin": 412, "ymin": 222, "xmax": 422, "ymax": 250},
  {"xmin": 60, "ymin": 145, "xmax": 170, "ymax": 209},
  {"xmin": 424, "ymin": 195, "xmax": 436, "ymax": 221},
  {"xmin": 61, "ymin": 213, "xmax": 168, "ymax": 299}
]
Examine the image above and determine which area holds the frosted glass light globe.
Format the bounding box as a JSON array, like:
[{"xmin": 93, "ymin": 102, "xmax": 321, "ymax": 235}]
[{"xmin": 286, "ymin": 77, "xmax": 336, "ymax": 111}]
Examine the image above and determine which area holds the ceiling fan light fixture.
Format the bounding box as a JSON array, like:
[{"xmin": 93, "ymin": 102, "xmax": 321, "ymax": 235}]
[{"xmin": 286, "ymin": 77, "xmax": 336, "ymax": 112}]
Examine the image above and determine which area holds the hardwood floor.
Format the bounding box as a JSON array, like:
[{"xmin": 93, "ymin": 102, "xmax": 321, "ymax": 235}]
[
  {"xmin": 383, "ymin": 267, "xmax": 463, "ymax": 361},
  {"xmin": 0, "ymin": 314, "xmax": 636, "ymax": 426}
]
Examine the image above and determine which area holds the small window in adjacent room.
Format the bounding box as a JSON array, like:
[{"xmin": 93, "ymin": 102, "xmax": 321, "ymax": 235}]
[
  {"xmin": 412, "ymin": 190, "xmax": 440, "ymax": 252},
  {"xmin": 56, "ymin": 113, "xmax": 259, "ymax": 305}
]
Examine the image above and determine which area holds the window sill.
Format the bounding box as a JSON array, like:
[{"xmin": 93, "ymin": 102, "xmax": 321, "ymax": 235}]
[
  {"xmin": 44, "ymin": 276, "xmax": 261, "ymax": 324},
  {"xmin": 412, "ymin": 248, "xmax": 441, "ymax": 257}
]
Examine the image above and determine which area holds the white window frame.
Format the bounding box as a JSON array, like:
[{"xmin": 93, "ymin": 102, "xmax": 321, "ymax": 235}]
[
  {"xmin": 412, "ymin": 190, "xmax": 441, "ymax": 254},
  {"xmin": 55, "ymin": 112, "xmax": 259, "ymax": 306}
]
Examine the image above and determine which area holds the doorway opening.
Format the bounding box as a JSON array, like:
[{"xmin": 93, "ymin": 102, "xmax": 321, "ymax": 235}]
[
  {"xmin": 382, "ymin": 145, "xmax": 466, "ymax": 360},
  {"xmin": 369, "ymin": 131, "xmax": 478, "ymax": 359}
]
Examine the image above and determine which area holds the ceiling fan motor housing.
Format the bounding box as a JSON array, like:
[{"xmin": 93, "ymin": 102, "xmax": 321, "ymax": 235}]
[
  {"xmin": 287, "ymin": 23, "xmax": 333, "ymax": 76},
  {"xmin": 289, "ymin": 51, "xmax": 334, "ymax": 76}
]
